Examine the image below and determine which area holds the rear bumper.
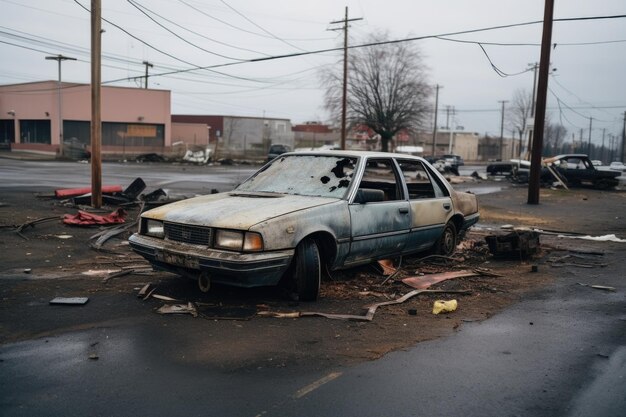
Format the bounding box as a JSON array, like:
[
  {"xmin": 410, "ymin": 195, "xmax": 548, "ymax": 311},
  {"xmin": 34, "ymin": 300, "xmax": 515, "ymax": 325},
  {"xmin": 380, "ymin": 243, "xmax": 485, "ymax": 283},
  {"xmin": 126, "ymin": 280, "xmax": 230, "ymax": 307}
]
[
  {"xmin": 461, "ymin": 212, "xmax": 480, "ymax": 231},
  {"xmin": 129, "ymin": 234, "xmax": 294, "ymax": 287}
]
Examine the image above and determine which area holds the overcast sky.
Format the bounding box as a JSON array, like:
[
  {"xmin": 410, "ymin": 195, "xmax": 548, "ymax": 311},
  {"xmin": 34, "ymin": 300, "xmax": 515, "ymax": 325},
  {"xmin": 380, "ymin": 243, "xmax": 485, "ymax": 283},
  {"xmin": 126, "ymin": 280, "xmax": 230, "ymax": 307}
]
[{"xmin": 2, "ymin": 0, "xmax": 625, "ymax": 145}]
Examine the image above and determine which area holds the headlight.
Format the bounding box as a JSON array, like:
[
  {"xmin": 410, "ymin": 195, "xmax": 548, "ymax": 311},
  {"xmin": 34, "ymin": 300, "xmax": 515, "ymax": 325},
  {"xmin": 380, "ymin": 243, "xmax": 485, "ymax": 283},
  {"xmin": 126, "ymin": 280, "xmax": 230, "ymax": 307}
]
[
  {"xmin": 214, "ymin": 230, "xmax": 263, "ymax": 252},
  {"xmin": 144, "ymin": 219, "xmax": 165, "ymax": 238}
]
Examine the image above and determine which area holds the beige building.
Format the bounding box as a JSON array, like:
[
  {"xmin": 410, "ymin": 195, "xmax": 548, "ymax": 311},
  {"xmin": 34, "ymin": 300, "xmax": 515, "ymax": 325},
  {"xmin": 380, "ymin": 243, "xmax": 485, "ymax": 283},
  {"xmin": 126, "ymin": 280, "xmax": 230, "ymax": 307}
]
[{"xmin": 0, "ymin": 81, "xmax": 171, "ymax": 157}]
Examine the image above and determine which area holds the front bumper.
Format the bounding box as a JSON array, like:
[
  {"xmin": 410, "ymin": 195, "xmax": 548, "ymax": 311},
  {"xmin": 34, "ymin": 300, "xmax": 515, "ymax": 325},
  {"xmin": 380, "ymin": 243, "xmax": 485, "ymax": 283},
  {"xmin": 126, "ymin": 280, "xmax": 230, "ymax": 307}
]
[{"xmin": 129, "ymin": 233, "xmax": 294, "ymax": 287}]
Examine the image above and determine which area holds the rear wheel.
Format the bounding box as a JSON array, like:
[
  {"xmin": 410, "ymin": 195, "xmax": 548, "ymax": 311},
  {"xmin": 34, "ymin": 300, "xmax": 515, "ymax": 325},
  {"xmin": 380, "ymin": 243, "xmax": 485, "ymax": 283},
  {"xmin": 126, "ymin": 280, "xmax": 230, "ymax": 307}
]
[
  {"xmin": 435, "ymin": 222, "xmax": 458, "ymax": 256},
  {"xmin": 293, "ymin": 238, "xmax": 321, "ymax": 301}
]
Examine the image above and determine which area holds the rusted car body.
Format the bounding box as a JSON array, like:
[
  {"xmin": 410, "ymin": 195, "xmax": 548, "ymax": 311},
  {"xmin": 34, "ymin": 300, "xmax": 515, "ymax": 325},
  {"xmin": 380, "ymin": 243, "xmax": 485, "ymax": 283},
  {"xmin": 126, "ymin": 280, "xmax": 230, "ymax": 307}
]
[{"xmin": 129, "ymin": 151, "xmax": 479, "ymax": 300}]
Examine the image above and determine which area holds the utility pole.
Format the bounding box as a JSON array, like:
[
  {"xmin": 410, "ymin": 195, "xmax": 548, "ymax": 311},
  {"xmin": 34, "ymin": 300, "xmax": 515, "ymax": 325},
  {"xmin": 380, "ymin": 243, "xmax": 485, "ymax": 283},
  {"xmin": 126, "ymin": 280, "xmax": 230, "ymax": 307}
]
[
  {"xmin": 431, "ymin": 84, "xmax": 442, "ymax": 156},
  {"xmin": 329, "ymin": 8, "xmax": 362, "ymax": 150},
  {"xmin": 142, "ymin": 61, "xmax": 153, "ymax": 89},
  {"xmin": 527, "ymin": 0, "xmax": 554, "ymax": 205},
  {"xmin": 445, "ymin": 105, "xmax": 455, "ymax": 130},
  {"xmin": 91, "ymin": 0, "xmax": 102, "ymax": 208},
  {"xmin": 622, "ymin": 111, "xmax": 626, "ymax": 162},
  {"xmin": 587, "ymin": 117, "xmax": 593, "ymax": 156},
  {"xmin": 45, "ymin": 54, "xmax": 77, "ymax": 158},
  {"xmin": 498, "ymin": 100, "xmax": 508, "ymax": 160},
  {"xmin": 525, "ymin": 62, "xmax": 539, "ymax": 159}
]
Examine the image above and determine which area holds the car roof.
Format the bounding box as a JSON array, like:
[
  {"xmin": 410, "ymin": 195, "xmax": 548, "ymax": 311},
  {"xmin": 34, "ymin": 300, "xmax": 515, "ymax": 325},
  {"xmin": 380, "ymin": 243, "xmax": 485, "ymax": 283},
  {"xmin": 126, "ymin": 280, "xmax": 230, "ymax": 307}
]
[{"xmin": 280, "ymin": 150, "xmax": 428, "ymax": 160}]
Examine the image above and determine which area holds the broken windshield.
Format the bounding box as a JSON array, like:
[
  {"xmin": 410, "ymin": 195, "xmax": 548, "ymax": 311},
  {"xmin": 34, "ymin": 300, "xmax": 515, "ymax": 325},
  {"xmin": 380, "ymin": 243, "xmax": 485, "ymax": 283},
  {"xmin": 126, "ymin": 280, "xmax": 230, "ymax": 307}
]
[{"xmin": 236, "ymin": 155, "xmax": 357, "ymax": 198}]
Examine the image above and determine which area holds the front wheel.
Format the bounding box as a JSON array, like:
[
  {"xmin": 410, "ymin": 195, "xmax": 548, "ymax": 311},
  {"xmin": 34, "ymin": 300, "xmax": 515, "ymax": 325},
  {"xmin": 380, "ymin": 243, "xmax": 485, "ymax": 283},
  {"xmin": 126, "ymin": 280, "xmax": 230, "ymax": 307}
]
[
  {"xmin": 434, "ymin": 222, "xmax": 458, "ymax": 256},
  {"xmin": 293, "ymin": 238, "xmax": 321, "ymax": 301}
]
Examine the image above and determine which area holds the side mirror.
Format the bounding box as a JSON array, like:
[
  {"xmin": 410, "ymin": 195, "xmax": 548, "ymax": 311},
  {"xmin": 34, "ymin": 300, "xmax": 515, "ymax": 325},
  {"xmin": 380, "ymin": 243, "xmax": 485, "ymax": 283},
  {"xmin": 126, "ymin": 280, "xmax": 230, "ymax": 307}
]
[{"xmin": 354, "ymin": 188, "xmax": 385, "ymax": 204}]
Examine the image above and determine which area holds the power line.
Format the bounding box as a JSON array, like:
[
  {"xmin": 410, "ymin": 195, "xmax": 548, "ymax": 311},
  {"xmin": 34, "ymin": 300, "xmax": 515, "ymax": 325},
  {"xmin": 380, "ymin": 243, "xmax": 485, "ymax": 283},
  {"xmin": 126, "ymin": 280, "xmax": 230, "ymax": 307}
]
[
  {"xmin": 478, "ymin": 44, "xmax": 533, "ymax": 77},
  {"xmin": 72, "ymin": 0, "xmax": 270, "ymax": 84},
  {"xmin": 218, "ymin": 0, "xmax": 307, "ymax": 52},
  {"xmin": 176, "ymin": 0, "xmax": 334, "ymax": 42},
  {"xmin": 109, "ymin": 13, "xmax": 626, "ymax": 83},
  {"xmin": 126, "ymin": 0, "xmax": 256, "ymax": 60}
]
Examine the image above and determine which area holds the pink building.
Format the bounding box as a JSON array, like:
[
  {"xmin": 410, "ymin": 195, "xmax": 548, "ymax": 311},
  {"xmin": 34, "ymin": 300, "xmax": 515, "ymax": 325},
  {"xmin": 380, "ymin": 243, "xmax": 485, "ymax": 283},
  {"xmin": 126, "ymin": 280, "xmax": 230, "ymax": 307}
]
[{"xmin": 0, "ymin": 81, "xmax": 171, "ymax": 157}]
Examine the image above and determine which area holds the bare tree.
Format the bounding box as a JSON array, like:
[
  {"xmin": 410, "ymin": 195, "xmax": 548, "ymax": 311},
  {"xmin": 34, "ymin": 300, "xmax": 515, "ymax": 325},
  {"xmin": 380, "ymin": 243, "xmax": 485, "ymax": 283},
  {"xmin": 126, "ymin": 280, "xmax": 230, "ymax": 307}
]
[
  {"xmin": 321, "ymin": 32, "xmax": 430, "ymax": 152},
  {"xmin": 507, "ymin": 89, "xmax": 532, "ymax": 156},
  {"xmin": 543, "ymin": 116, "xmax": 567, "ymax": 155}
]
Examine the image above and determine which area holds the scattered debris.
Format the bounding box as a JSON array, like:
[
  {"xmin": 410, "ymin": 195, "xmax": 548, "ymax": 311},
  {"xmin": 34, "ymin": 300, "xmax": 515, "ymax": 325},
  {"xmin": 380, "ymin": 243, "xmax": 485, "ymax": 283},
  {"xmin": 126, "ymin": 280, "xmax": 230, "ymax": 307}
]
[
  {"xmin": 576, "ymin": 283, "xmax": 616, "ymax": 292},
  {"xmin": 257, "ymin": 289, "xmax": 472, "ymax": 322},
  {"xmin": 135, "ymin": 153, "xmax": 168, "ymax": 163},
  {"xmin": 137, "ymin": 283, "xmax": 151, "ymax": 298},
  {"xmin": 402, "ymin": 270, "xmax": 481, "ymax": 290},
  {"xmin": 143, "ymin": 287, "xmax": 156, "ymax": 300},
  {"xmin": 63, "ymin": 208, "xmax": 126, "ymax": 226},
  {"xmin": 89, "ymin": 219, "xmax": 139, "ymax": 249},
  {"xmin": 101, "ymin": 269, "xmax": 133, "ymax": 283},
  {"xmin": 14, "ymin": 216, "xmax": 60, "ymax": 239},
  {"xmin": 151, "ymin": 294, "xmax": 181, "ymax": 302},
  {"xmin": 376, "ymin": 259, "xmax": 397, "ymax": 276},
  {"xmin": 182, "ymin": 146, "xmax": 211, "ymax": 164},
  {"xmin": 432, "ymin": 299, "xmax": 458, "ymax": 315},
  {"xmin": 548, "ymin": 254, "xmax": 608, "ymax": 268},
  {"xmin": 485, "ymin": 231, "xmax": 540, "ymax": 258},
  {"xmin": 156, "ymin": 302, "xmax": 198, "ymax": 317},
  {"xmin": 558, "ymin": 234, "xmax": 626, "ymax": 243},
  {"xmin": 49, "ymin": 297, "xmax": 89, "ymax": 305}
]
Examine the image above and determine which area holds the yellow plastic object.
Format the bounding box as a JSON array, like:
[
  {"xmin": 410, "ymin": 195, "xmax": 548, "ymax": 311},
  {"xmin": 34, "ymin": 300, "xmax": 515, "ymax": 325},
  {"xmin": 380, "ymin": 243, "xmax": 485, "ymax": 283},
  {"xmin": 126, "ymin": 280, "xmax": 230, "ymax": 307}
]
[{"xmin": 432, "ymin": 299, "xmax": 458, "ymax": 315}]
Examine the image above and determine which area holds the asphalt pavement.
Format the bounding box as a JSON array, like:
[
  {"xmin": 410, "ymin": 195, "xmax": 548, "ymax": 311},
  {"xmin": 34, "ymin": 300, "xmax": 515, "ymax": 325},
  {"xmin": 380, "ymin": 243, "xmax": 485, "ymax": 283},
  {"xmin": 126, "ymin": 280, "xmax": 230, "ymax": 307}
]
[{"xmin": 0, "ymin": 157, "xmax": 624, "ymax": 417}]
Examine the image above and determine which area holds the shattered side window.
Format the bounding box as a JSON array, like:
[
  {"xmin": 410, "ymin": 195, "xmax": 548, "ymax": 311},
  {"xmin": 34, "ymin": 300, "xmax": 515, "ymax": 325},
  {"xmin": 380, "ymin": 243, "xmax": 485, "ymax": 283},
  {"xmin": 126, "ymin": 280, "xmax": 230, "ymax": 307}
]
[{"xmin": 236, "ymin": 155, "xmax": 357, "ymax": 198}]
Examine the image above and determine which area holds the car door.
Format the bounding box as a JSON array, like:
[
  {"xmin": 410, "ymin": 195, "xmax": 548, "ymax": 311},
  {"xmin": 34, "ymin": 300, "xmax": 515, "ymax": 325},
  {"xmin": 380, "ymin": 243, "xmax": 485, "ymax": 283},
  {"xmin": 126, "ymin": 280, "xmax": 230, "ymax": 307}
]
[
  {"xmin": 396, "ymin": 158, "xmax": 453, "ymax": 253},
  {"xmin": 345, "ymin": 158, "xmax": 411, "ymax": 265}
]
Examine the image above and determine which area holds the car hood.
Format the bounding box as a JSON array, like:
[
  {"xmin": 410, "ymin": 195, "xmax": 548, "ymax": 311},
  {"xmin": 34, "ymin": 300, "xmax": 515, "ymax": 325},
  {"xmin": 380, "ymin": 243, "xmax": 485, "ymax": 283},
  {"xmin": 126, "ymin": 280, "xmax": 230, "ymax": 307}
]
[{"xmin": 141, "ymin": 192, "xmax": 339, "ymax": 229}]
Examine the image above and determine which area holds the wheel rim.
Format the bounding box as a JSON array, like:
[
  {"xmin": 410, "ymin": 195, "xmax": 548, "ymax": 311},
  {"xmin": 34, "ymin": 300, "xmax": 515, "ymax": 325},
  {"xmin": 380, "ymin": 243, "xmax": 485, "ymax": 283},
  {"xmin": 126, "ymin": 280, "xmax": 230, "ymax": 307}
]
[{"xmin": 442, "ymin": 227, "xmax": 455, "ymax": 255}]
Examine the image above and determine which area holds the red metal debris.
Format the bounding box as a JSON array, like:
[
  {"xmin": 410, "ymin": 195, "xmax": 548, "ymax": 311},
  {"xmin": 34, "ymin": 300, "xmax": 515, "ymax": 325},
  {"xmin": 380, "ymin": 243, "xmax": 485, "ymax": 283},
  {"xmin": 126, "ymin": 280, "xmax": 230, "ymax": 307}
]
[
  {"xmin": 55, "ymin": 185, "xmax": 123, "ymax": 198},
  {"xmin": 63, "ymin": 208, "xmax": 126, "ymax": 225}
]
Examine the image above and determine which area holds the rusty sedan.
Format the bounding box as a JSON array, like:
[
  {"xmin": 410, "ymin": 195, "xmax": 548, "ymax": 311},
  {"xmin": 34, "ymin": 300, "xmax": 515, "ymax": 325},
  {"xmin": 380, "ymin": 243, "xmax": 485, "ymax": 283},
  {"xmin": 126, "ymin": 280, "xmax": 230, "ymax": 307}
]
[{"xmin": 129, "ymin": 151, "xmax": 479, "ymax": 301}]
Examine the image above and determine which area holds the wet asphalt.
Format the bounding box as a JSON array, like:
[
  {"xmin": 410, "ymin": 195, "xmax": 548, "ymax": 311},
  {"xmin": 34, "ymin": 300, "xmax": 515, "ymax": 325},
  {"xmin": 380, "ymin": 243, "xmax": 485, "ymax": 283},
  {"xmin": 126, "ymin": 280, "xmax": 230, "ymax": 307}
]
[{"xmin": 1, "ymin": 158, "xmax": 624, "ymax": 416}]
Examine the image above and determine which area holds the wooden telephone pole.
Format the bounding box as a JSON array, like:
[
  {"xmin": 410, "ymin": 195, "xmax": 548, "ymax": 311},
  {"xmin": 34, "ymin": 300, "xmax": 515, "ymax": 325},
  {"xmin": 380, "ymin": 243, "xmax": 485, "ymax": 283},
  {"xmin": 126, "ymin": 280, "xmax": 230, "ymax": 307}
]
[
  {"xmin": 329, "ymin": 8, "xmax": 362, "ymax": 150},
  {"xmin": 91, "ymin": 0, "xmax": 102, "ymax": 208},
  {"xmin": 527, "ymin": 0, "xmax": 554, "ymax": 205}
]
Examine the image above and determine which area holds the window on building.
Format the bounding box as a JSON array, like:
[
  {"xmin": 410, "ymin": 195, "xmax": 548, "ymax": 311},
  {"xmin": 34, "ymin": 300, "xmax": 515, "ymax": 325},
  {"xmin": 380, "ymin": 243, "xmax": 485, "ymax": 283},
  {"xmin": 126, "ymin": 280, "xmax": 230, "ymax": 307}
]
[
  {"xmin": 64, "ymin": 120, "xmax": 91, "ymax": 145},
  {"xmin": 0, "ymin": 119, "xmax": 15, "ymax": 148},
  {"xmin": 103, "ymin": 122, "xmax": 165, "ymax": 147},
  {"xmin": 20, "ymin": 120, "xmax": 51, "ymax": 144}
]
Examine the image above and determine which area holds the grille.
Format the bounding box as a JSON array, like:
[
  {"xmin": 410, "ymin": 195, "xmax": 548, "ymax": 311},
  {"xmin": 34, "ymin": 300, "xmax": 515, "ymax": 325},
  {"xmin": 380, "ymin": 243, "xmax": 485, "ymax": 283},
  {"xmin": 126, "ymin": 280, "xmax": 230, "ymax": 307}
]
[{"xmin": 164, "ymin": 222, "xmax": 212, "ymax": 246}]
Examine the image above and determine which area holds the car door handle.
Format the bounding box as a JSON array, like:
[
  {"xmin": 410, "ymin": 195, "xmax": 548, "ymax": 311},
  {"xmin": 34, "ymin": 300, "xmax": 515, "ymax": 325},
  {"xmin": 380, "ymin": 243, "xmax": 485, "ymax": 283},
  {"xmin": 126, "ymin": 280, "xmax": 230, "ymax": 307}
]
[
  {"xmin": 399, "ymin": 207, "xmax": 409, "ymax": 214},
  {"xmin": 443, "ymin": 203, "xmax": 451, "ymax": 211}
]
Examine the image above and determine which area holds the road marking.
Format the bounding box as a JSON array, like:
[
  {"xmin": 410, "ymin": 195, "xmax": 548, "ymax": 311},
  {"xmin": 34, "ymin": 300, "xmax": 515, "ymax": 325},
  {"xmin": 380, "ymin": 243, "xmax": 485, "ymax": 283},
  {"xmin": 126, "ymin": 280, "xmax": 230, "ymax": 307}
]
[{"xmin": 293, "ymin": 371, "xmax": 343, "ymax": 399}]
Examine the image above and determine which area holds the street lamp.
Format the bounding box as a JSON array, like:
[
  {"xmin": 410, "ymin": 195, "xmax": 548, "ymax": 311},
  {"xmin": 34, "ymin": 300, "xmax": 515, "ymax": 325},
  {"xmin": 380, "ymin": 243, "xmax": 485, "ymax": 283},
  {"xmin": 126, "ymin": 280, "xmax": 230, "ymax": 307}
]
[{"xmin": 46, "ymin": 54, "xmax": 76, "ymax": 157}]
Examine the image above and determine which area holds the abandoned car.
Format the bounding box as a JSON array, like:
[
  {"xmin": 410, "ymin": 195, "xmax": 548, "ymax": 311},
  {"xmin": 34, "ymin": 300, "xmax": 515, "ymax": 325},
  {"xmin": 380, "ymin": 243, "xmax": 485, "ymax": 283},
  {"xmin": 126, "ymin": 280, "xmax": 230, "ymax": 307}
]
[
  {"xmin": 129, "ymin": 151, "xmax": 480, "ymax": 301},
  {"xmin": 541, "ymin": 154, "xmax": 620, "ymax": 189}
]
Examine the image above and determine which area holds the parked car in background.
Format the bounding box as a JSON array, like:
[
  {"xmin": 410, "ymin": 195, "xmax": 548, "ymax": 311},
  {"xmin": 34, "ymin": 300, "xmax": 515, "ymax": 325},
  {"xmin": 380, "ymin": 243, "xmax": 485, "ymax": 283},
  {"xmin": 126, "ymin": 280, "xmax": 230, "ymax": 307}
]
[
  {"xmin": 267, "ymin": 144, "xmax": 291, "ymax": 161},
  {"xmin": 609, "ymin": 161, "xmax": 626, "ymax": 171},
  {"xmin": 442, "ymin": 154, "xmax": 464, "ymax": 167},
  {"xmin": 129, "ymin": 151, "xmax": 479, "ymax": 301}
]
